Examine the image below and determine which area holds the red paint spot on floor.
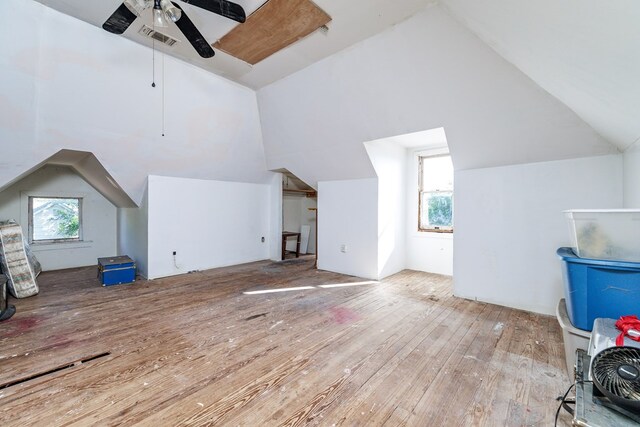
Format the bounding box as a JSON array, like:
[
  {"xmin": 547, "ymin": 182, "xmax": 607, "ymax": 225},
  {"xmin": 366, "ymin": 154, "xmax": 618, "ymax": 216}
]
[
  {"xmin": 329, "ymin": 307, "xmax": 360, "ymax": 324},
  {"xmin": 1, "ymin": 316, "xmax": 40, "ymax": 338}
]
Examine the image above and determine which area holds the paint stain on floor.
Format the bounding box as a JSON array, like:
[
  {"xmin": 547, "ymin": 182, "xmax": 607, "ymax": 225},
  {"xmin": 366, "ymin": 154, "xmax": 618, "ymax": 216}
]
[
  {"xmin": 329, "ymin": 307, "xmax": 360, "ymax": 324},
  {"xmin": 2, "ymin": 316, "xmax": 41, "ymax": 338}
]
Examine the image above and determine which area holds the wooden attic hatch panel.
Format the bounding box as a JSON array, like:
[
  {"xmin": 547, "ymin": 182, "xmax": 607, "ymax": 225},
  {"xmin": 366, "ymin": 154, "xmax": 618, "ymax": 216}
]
[{"xmin": 213, "ymin": 0, "xmax": 331, "ymax": 65}]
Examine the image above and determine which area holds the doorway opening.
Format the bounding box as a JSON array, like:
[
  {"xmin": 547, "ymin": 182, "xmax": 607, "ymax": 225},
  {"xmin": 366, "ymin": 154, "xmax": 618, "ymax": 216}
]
[{"xmin": 275, "ymin": 169, "xmax": 317, "ymax": 263}]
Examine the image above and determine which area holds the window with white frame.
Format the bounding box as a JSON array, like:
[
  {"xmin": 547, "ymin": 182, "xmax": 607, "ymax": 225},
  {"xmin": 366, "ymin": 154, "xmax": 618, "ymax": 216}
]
[
  {"xmin": 418, "ymin": 154, "xmax": 453, "ymax": 232},
  {"xmin": 28, "ymin": 197, "xmax": 83, "ymax": 243}
]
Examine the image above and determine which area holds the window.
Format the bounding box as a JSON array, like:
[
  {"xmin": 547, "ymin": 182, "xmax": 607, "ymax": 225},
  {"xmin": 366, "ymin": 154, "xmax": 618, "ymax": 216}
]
[
  {"xmin": 29, "ymin": 197, "xmax": 82, "ymax": 243},
  {"xmin": 418, "ymin": 155, "xmax": 453, "ymax": 232}
]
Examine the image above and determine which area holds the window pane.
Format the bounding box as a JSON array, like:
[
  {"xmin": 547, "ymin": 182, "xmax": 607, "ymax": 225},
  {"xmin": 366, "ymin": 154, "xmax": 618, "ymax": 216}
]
[
  {"xmin": 421, "ymin": 156, "xmax": 453, "ymax": 191},
  {"xmin": 32, "ymin": 198, "xmax": 80, "ymax": 241},
  {"xmin": 420, "ymin": 192, "xmax": 453, "ymax": 229}
]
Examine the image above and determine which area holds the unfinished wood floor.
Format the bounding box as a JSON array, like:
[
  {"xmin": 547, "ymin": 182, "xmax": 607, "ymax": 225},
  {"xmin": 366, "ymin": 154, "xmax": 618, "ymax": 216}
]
[{"xmin": 0, "ymin": 258, "xmax": 572, "ymax": 426}]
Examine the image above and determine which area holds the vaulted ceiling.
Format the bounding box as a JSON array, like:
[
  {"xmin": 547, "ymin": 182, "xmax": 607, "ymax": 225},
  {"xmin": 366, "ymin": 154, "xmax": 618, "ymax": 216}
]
[
  {"xmin": 34, "ymin": 0, "xmax": 438, "ymax": 89},
  {"xmin": 440, "ymin": 0, "xmax": 640, "ymax": 152},
  {"xmin": 33, "ymin": 0, "xmax": 639, "ymax": 154}
]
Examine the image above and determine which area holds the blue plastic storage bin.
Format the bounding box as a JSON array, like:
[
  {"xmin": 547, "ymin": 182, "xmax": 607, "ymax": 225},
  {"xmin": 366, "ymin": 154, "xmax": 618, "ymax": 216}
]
[{"xmin": 557, "ymin": 247, "xmax": 640, "ymax": 331}]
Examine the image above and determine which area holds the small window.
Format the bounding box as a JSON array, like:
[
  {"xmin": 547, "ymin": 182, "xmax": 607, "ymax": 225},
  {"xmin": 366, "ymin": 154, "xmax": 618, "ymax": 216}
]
[
  {"xmin": 419, "ymin": 155, "xmax": 453, "ymax": 232},
  {"xmin": 29, "ymin": 197, "xmax": 82, "ymax": 243}
]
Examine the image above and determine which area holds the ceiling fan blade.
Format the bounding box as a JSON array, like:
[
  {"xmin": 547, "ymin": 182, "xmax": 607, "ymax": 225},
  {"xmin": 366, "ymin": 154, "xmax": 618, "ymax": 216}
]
[
  {"xmin": 103, "ymin": 3, "xmax": 138, "ymax": 34},
  {"xmin": 180, "ymin": 0, "xmax": 246, "ymax": 23},
  {"xmin": 172, "ymin": 4, "xmax": 216, "ymax": 58}
]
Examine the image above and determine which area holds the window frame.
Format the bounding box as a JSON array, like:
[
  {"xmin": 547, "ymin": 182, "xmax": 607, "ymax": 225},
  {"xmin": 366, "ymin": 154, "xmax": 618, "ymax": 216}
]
[
  {"xmin": 418, "ymin": 154, "xmax": 454, "ymax": 233},
  {"xmin": 28, "ymin": 196, "xmax": 84, "ymax": 244}
]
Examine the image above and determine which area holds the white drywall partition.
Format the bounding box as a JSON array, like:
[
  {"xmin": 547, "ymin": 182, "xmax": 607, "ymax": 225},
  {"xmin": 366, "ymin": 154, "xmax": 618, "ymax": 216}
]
[
  {"xmin": 454, "ymin": 154, "xmax": 623, "ymax": 315},
  {"xmin": 317, "ymin": 179, "xmax": 378, "ymax": 279},
  {"xmin": 364, "ymin": 141, "xmax": 407, "ymax": 279},
  {"xmin": 1, "ymin": 0, "xmax": 271, "ymax": 205},
  {"xmin": 257, "ymin": 5, "xmax": 616, "ymax": 190},
  {"xmin": 623, "ymin": 145, "xmax": 640, "ymax": 208},
  {"xmin": 0, "ymin": 165, "xmax": 117, "ymax": 270},
  {"xmin": 406, "ymin": 149, "xmax": 454, "ymax": 276},
  {"xmin": 268, "ymin": 173, "xmax": 283, "ymax": 261},
  {"xmin": 118, "ymin": 186, "xmax": 149, "ymax": 278},
  {"xmin": 146, "ymin": 176, "xmax": 271, "ymax": 279}
]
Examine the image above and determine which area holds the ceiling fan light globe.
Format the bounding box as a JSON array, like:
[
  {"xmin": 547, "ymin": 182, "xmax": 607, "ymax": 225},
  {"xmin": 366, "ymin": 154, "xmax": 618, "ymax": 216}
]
[
  {"xmin": 160, "ymin": 0, "xmax": 182, "ymax": 22},
  {"xmin": 166, "ymin": 8, "xmax": 182, "ymax": 23},
  {"xmin": 153, "ymin": 8, "xmax": 169, "ymax": 27},
  {"xmin": 123, "ymin": 0, "xmax": 148, "ymax": 16}
]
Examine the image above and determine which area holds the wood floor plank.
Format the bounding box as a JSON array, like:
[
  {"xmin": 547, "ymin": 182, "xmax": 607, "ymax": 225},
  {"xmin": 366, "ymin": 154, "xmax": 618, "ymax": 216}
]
[{"xmin": 0, "ymin": 260, "xmax": 568, "ymax": 426}]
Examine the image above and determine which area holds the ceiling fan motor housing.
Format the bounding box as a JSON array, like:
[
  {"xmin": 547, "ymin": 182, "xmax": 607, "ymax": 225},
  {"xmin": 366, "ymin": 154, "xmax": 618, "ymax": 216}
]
[{"xmin": 104, "ymin": 0, "xmax": 246, "ymax": 58}]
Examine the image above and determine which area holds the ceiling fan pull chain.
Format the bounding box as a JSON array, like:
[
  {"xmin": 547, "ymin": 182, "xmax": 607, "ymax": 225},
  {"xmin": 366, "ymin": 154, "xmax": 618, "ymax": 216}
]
[
  {"xmin": 162, "ymin": 52, "xmax": 165, "ymax": 137},
  {"xmin": 151, "ymin": 16, "xmax": 156, "ymax": 88}
]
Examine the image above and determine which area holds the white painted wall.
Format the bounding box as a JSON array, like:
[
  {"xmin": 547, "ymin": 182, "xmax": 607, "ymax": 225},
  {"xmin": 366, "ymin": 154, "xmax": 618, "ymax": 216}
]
[
  {"xmin": 405, "ymin": 149, "xmax": 454, "ymax": 276},
  {"xmin": 257, "ymin": 5, "xmax": 616, "ymax": 191},
  {"xmin": 623, "ymin": 144, "xmax": 640, "ymax": 208},
  {"xmin": 118, "ymin": 185, "xmax": 149, "ymax": 278},
  {"xmin": 0, "ymin": 165, "xmax": 117, "ymax": 270},
  {"xmin": 317, "ymin": 179, "xmax": 378, "ymax": 279},
  {"xmin": 441, "ymin": 0, "xmax": 640, "ymax": 152},
  {"xmin": 268, "ymin": 173, "xmax": 283, "ymax": 261},
  {"xmin": 282, "ymin": 195, "xmax": 317, "ymax": 254},
  {"xmin": 454, "ymin": 154, "xmax": 623, "ymax": 315},
  {"xmin": 146, "ymin": 175, "xmax": 272, "ymax": 279},
  {"xmin": 364, "ymin": 141, "xmax": 407, "ymax": 279},
  {"xmin": 1, "ymin": 0, "xmax": 271, "ymax": 206}
]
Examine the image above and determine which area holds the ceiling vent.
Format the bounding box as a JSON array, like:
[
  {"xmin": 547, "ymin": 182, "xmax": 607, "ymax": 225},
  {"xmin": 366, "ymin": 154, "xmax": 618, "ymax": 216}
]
[{"xmin": 138, "ymin": 25, "xmax": 179, "ymax": 47}]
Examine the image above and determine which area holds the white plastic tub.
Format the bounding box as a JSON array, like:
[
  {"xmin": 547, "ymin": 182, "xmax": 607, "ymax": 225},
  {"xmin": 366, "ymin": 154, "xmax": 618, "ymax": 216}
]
[
  {"xmin": 564, "ymin": 209, "xmax": 640, "ymax": 262},
  {"xmin": 556, "ymin": 298, "xmax": 591, "ymax": 378}
]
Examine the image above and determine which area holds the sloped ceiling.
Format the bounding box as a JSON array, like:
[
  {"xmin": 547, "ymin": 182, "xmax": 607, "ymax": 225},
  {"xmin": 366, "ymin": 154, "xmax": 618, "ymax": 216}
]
[
  {"xmin": 257, "ymin": 5, "xmax": 618, "ymax": 189},
  {"xmin": 0, "ymin": 150, "xmax": 138, "ymax": 208},
  {"xmin": 441, "ymin": 0, "xmax": 640, "ymax": 152},
  {"xmin": 31, "ymin": 0, "xmax": 639, "ymax": 152},
  {"xmin": 1, "ymin": 0, "xmax": 273, "ymax": 205},
  {"xmin": 33, "ymin": 0, "xmax": 437, "ymax": 89}
]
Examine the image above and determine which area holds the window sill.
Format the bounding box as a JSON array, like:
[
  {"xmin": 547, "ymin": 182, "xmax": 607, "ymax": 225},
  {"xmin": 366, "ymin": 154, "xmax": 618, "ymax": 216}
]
[
  {"xmin": 413, "ymin": 231, "xmax": 453, "ymax": 239},
  {"xmin": 30, "ymin": 240, "xmax": 93, "ymax": 251}
]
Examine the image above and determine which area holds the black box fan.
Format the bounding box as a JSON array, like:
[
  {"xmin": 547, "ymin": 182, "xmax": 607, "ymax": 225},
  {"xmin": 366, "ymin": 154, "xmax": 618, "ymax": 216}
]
[
  {"xmin": 591, "ymin": 346, "xmax": 640, "ymax": 418},
  {"xmin": 589, "ymin": 319, "xmax": 640, "ymax": 422}
]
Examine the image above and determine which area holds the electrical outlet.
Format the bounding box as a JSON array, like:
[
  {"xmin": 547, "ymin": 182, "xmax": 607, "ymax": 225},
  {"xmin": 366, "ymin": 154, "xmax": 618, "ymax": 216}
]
[
  {"xmin": 261, "ymin": 237, "xmax": 265, "ymax": 243},
  {"xmin": 340, "ymin": 244, "xmax": 347, "ymax": 253},
  {"xmin": 172, "ymin": 251, "xmax": 177, "ymax": 256}
]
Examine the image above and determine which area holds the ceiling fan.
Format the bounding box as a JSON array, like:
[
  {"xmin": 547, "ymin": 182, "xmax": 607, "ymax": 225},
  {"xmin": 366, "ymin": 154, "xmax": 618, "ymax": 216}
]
[{"xmin": 103, "ymin": 0, "xmax": 246, "ymax": 58}]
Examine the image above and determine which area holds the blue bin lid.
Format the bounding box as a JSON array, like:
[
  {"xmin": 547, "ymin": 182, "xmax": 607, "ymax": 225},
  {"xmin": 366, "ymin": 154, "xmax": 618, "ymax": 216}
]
[
  {"xmin": 98, "ymin": 256, "xmax": 134, "ymax": 267},
  {"xmin": 556, "ymin": 247, "xmax": 640, "ymax": 269}
]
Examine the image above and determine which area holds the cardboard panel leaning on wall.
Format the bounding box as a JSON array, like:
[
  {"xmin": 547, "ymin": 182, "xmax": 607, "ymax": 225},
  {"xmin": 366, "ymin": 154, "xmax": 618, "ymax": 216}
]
[
  {"xmin": 146, "ymin": 175, "xmax": 273, "ymax": 280},
  {"xmin": 453, "ymin": 154, "xmax": 623, "ymax": 316},
  {"xmin": 0, "ymin": 165, "xmax": 117, "ymax": 270},
  {"xmin": 317, "ymin": 178, "xmax": 378, "ymax": 280}
]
